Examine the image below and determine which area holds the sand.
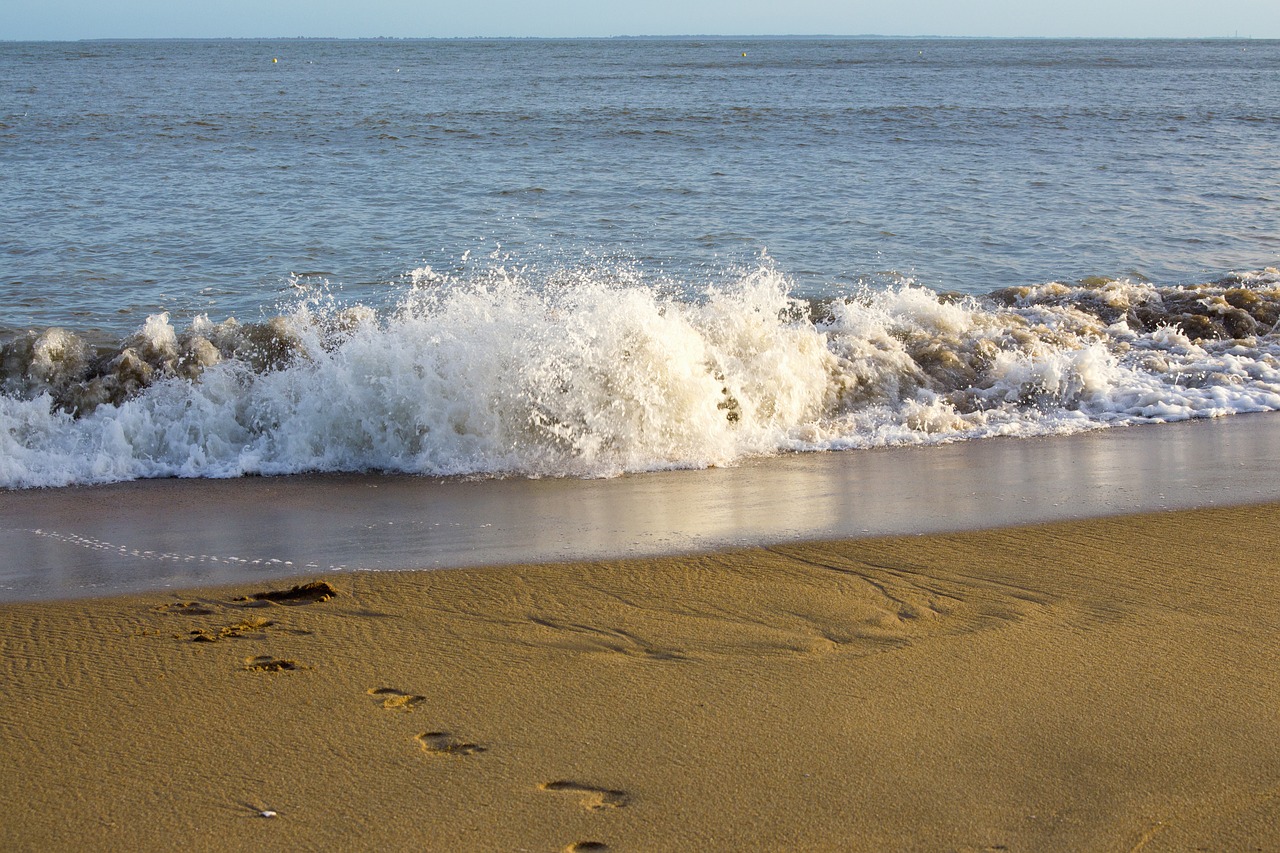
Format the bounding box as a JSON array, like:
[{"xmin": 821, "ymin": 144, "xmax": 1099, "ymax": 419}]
[
  {"xmin": 2, "ymin": 503, "xmax": 1279, "ymax": 851},
  {"xmin": 9, "ymin": 413, "xmax": 1280, "ymax": 602}
]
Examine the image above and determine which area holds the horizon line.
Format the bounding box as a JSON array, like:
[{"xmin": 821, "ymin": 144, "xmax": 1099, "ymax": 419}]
[{"xmin": 0, "ymin": 33, "xmax": 1272, "ymax": 43}]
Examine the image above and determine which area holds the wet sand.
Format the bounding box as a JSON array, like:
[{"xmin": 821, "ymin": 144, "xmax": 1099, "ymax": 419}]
[
  {"xmin": 3, "ymin": 502, "xmax": 1280, "ymax": 851},
  {"xmin": 5, "ymin": 413, "xmax": 1280, "ymax": 601}
]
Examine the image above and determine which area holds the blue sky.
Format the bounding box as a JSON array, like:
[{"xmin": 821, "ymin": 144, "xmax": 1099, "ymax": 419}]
[{"xmin": 3, "ymin": 0, "xmax": 1278, "ymax": 40}]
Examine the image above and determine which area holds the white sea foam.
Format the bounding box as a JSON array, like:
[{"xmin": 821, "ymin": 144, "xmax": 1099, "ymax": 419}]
[{"xmin": 3, "ymin": 264, "xmax": 1280, "ymax": 489}]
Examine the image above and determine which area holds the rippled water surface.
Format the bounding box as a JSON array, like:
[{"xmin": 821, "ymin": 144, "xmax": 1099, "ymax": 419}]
[{"xmin": 4, "ymin": 38, "xmax": 1279, "ymax": 328}]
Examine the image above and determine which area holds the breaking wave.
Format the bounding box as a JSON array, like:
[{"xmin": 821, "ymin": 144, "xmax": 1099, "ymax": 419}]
[{"xmin": 3, "ymin": 263, "xmax": 1280, "ymax": 489}]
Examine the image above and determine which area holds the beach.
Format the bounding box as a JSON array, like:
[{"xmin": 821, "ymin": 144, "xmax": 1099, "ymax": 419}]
[
  {"xmin": 7, "ymin": 414, "xmax": 1280, "ymax": 602},
  {"xmin": 2, "ymin": 500, "xmax": 1279, "ymax": 851},
  {"xmin": 3, "ymin": 36, "xmax": 1280, "ymax": 851},
  {"xmin": 4, "ymin": 414, "xmax": 1280, "ymax": 851}
]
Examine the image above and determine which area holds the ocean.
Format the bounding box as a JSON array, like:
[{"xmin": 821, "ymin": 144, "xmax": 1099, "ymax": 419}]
[{"xmin": 2, "ymin": 37, "xmax": 1279, "ymax": 489}]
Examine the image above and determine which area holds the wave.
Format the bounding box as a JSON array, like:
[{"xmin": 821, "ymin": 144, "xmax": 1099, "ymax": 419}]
[{"xmin": 3, "ymin": 263, "xmax": 1280, "ymax": 489}]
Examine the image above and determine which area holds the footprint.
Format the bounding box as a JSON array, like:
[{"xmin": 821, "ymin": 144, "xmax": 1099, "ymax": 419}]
[
  {"xmin": 154, "ymin": 601, "xmax": 216, "ymax": 616},
  {"xmin": 242, "ymin": 655, "xmax": 302, "ymax": 672},
  {"xmin": 367, "ymin": 687, "xmax": 426, "ymax": 711},
  {"xmin": 236, "ymin": 581, "xmax": 337, "ymax": 606},
  {"xmin": 415, "ymin": 731, "xmax": 486, "ymax": 756},
  {"xmin": 540, "ymin": 781, "xmax": 629, "ymax": 810},
  {"xmin": 189, "ymin": 618, "xmax": 281, "ymax": 643}
]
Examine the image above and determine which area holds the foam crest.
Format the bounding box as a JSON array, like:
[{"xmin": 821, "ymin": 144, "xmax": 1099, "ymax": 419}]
[{"xmin": 3, "ymin": 265, "xmax": 1280, "ymax": 489}]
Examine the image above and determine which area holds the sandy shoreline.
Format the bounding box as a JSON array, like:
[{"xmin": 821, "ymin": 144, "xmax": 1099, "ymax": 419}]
[
  {"xmin": 6, "ymin": 413, "xmax": 1280, "ymax": 602},
  {"xmin": 3, "ymin": 503, "xmax": 1279, "ymax": 851}
]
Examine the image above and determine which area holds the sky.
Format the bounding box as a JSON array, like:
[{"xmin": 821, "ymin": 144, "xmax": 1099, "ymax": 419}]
[{"xmin": 2, "ymin": 0, "xmax": 1278, "ymax": 41}]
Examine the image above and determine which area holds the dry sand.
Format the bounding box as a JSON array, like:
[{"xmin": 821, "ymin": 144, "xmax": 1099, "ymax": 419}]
[{"xmin": 3, "ymin": 504, "xmax": 1280, "ymax": 851}]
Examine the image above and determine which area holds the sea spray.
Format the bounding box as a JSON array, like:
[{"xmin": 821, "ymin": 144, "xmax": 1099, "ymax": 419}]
[{"xmin": 3, "ymin": 263, "xmax": 1280, "ymax": 489}]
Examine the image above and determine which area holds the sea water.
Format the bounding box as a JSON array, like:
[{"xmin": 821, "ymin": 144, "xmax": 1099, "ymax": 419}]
[{"xmin": 2, "ymin": 38, "xmax": 1279, "ymax": 489}]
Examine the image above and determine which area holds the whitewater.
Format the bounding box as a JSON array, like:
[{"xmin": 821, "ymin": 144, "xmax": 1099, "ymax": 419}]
[{"xmin": 4, "ymin": 262, "xmax": 1280, "ymax": 489}]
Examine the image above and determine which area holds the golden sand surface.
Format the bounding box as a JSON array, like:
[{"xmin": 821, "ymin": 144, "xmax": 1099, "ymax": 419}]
[{"xmin": 2, "ymin": 504, "xmax": 1279, "ymax": 852}]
